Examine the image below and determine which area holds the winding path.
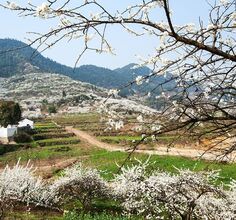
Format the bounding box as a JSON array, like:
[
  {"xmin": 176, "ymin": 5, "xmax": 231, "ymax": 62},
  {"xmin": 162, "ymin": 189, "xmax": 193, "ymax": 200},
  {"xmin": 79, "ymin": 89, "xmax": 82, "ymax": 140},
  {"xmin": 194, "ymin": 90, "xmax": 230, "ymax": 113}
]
[{"xmin": 65, "ymin": 126, "xmax": 231, "ymax": 162}]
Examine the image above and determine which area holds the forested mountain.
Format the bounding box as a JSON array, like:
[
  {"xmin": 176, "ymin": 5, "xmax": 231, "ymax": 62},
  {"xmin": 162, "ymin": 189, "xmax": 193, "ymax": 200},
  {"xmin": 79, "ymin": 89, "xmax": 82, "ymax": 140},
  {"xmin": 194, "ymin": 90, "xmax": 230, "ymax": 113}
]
[
  {"xmin": 0, "ymin": 39, "xmax": 175, "ymax": 98},
  {"xmin": 0, "ymin": 39, "xmax": 74, "ymax": 77}
]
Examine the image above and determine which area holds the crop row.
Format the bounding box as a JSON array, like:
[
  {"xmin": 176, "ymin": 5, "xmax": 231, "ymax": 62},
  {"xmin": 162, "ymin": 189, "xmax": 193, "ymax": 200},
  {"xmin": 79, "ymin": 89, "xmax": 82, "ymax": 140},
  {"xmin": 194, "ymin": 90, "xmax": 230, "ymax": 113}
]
[
  {"xmin": 36, "ymin": 137, "xmax": 80, "ymax": 147},
  {"xmin": 33, "ymin": 132, "xmax": 75, "ymax": 141}
]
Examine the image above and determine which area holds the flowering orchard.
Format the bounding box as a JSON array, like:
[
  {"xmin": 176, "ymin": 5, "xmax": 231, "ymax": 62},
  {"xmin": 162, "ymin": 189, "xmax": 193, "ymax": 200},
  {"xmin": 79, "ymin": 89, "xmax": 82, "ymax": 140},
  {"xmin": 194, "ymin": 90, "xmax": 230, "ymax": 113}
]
[
  {"xmin": 0, "ymin": 160, "xmax": 236, "ymax": 219},
  {"xmin": 1, "ymin": 0, "xmax": 236, "ymax": 157}
]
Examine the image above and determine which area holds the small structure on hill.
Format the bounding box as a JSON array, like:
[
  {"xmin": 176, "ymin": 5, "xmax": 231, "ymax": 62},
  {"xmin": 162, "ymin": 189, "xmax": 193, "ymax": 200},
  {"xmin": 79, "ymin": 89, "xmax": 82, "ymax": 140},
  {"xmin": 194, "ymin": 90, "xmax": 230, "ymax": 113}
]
[
  {"xmin": 0, "ymin": 125, "xmax": 18, "ymax": 139},
  {"xmin": 18, "ymin": 119, "xmax": 34, "ymax": 129},
  {"xmin": 0, "ymin": 118, "xmax": 34, "ymax": 142}
]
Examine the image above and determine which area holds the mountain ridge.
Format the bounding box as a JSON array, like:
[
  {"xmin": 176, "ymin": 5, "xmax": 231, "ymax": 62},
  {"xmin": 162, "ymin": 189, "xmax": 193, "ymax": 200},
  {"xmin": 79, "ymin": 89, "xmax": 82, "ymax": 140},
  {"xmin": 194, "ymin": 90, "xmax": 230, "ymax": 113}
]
[
  {"xmin": 0, "ymin": 38, "xmax": 150, "ymax": 81},
  {"xmin": 0, "ymin": 38, "xmax": 175, "ymax": 99}
]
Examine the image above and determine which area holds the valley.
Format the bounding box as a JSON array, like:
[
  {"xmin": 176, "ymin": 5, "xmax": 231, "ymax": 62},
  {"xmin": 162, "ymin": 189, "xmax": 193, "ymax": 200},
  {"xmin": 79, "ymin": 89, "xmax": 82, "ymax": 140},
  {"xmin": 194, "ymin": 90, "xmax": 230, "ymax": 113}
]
[{"xmin": 0, "ymin": 38, "xmax": 235, "ymax": 219}]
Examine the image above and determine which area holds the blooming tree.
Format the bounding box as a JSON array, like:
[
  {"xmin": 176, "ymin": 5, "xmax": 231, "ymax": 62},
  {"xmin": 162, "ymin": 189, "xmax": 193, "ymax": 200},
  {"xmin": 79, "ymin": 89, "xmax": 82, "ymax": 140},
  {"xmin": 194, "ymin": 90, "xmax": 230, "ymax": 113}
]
[
  {"xmin": 0, "ymin": 160, "xmax": 59, "ymax": 218},
  {"xmin": 113, "ymin": 161, "xmax": 236, "ymax": 220},
  {"xmin": 51, "ymin": 164, "xmax": 110, "ymax": 211},
  {"xmin": 1, "ymin": 0, "xmax": 236, "ymax": 157},
  {"xmin": 0, "ymin": 160, "xmax": 236, "ymax": 219}
]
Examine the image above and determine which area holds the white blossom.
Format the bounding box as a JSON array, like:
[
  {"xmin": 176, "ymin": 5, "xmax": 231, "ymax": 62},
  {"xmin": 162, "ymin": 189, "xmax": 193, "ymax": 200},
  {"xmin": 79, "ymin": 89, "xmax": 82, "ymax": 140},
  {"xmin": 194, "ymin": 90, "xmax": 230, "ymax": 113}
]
[
  {"xmin": 230, "ymin": 12, "xmax": 236, "ymax": 20},
  {"xmin": 36, "ymin": 2, "xmax": 50, "ymax": 18},
  {"xmin": 7, "ymin": 2, "xmax": 19, "ymax": 10},
  {"xmin": 108, "ymin": 89, "xmax": 119, "ymax": 97},
  {"xmin": 136, "ymin": 115, "xmax": 143, "ymax": 123},
  {"xmin": 51, "ymin": 164, "xmax": 110, "ymax": 209},
  {"xmin": 220, "ymin": 0, "xmax": 229, "ymax": 6},
  {"xmin": 135, "ymin": 75, "xmax": 144, "ymax": 85}
]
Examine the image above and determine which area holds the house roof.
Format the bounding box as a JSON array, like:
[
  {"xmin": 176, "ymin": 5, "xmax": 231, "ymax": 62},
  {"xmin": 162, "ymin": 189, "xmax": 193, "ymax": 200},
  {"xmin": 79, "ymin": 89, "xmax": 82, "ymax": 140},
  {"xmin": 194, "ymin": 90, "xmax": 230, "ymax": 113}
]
[{"xmin": 20, "ymin": 119, "xmax": 34, "ymax": 123}]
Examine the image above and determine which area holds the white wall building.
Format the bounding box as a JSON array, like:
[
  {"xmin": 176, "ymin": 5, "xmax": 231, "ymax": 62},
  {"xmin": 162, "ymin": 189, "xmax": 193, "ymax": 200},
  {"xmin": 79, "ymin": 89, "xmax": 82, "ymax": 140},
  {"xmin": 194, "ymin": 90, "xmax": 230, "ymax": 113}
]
[
  {"xmin": 0, "ymin": 126, "xmax": 17, "ymax": 138},
  {"xmin": 0, "ymin": 118, "xmax": 34, "ymax": 140},
  {"xmin": 18, "ymin": 119, "xmax": 34, "ymax": 129}
]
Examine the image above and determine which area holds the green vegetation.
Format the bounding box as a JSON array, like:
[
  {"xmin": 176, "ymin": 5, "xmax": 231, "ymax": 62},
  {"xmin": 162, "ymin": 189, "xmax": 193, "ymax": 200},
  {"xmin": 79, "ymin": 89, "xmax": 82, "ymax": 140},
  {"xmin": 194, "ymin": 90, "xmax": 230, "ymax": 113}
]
[
  {"xmin": 54, "ymin": 113, "xmax": 100, "ymax": 127},
  {"xmin": 33, "ymin": 132, "xmax": 74, "ymax": 141},
  {"xmin": 98, "ymin": 135, "xmax": 142, "ymax": 143},
  {"xmin": 64, "ymin": 212, "xmax": 139, "ymax": 220},
  {"xmin": 14, "ymin": 131, "xmax": 33, "ymax": 143},
  {"xmin": 0, "ymin": 144, "xmax": 22, "ymax": 155},
  {"xmin": 36, "ymin": 137, "xmax": 80, "ymax": 147},
  {"xmin": 0, "ymin": 39, "xmax": 169, "ymax": 99},
  {"xmin": 0, "ymin": 116, "xmax": 235, "ymax": 219},
  {"xmin": 48, "ymin": 104, "xmax": 57, "ymax": 114},
  {"xmin": 0, "ymin": 100, "xmax": 21, "ymax": 127},
  {"xmin": 8, "ymin": 211, "xmax": 139, "ymax": 220}
]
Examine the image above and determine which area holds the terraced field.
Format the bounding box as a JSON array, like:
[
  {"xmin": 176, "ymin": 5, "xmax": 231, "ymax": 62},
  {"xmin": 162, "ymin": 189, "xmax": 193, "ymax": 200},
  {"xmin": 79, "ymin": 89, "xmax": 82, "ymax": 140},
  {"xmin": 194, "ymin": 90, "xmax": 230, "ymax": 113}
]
[
  {"xmin": 1, "ymin": 114, "xmax": 236, "ymax": 219},
  {"xmin": 52, "ymin": 114, "xmax": 236, "ymax": 182},
  {"xmin": 0, "ymin": 121, "xmax": 82, "ymax": 176},
  {"xmin": 53, "ymin": 113, "xmax": 198, "ymax": 151}
]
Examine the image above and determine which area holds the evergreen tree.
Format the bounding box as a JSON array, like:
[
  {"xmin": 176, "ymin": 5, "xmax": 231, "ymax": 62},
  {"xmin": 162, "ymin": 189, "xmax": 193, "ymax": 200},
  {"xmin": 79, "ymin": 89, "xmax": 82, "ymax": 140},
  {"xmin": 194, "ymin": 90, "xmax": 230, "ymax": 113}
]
[{"xmin": 0, "ymin": 101, "xmax": 22, "ymax": 127}]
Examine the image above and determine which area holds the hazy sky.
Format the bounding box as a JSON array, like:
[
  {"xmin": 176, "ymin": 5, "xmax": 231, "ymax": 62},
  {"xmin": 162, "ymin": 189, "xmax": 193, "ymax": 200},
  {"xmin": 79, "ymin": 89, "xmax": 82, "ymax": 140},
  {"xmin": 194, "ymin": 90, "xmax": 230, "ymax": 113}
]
[{"xmin": 0, "ymin": 1, "xmax": 209, "ymax": 69}]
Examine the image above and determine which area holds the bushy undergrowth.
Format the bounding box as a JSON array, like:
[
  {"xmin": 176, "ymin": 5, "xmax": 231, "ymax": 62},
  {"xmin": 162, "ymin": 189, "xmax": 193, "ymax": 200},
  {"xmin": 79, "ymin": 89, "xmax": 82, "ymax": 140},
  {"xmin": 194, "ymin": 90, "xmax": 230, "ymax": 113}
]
[
  {"xmin": 37, "ymin": 137, "xmax": 80, "ymax": 147},
  {"xmin": 63, "ymin": 211, "xmax": 137, "ymax": 220},
  {"xmin": 33, "ymin": 132, "xmax": 74, "ymax": 141},
  {"xmin": 14, "ymin": 131, "xmax": 33, "ymax": 143},
  {"xmin": 0, "ymin": 144, "xmax": 21, "ymax": 155},
  {"xmin": 1, "ymin": 160, "xmax": 236, "ymax": 219}
]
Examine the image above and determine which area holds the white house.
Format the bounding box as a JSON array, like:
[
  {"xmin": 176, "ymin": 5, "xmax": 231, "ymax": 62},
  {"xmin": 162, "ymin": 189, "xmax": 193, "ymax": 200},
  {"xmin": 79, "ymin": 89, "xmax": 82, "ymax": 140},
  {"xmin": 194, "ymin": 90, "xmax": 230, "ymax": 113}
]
[
  {"xmin": 18, "ymin": 119, "xmax": 34, "ymax": 129},
  {"xmin": 0, "ymin": 125, "xmax": 17, "ymax": 139},
  {"xmin": 0, "ymin": 119, "xmax": 34, "ymax": 140}
]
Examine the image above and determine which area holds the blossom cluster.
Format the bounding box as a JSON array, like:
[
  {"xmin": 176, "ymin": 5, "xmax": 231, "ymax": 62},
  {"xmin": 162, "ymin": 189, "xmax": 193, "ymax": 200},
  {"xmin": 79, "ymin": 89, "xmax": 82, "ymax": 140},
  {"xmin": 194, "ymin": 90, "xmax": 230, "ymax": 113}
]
[
  {"xmin": 0, "ymin": 160, "xmax": 58, "ymax": 211},
  {"xmin": 36, "ymin": 2, "xmax": 50, "ymax": 18},
  {"xmin": 113, "ymin": 162, "xmax": 236, "ymax": 219},
  {"xmin": 51, "ymin": 164, "xmax": 110, "ymax": 210},
  {"xmin": 1, "ymin": 160, "xmax": 236, "ymax": 219}
]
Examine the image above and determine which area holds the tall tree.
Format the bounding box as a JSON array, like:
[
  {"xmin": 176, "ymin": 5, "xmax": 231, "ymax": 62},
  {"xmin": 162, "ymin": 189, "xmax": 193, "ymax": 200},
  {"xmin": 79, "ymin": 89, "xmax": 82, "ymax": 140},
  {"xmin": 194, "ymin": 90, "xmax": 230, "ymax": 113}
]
[{"xmin": 0, "ymin": 101, "xmax": 21, "ymax": 127}]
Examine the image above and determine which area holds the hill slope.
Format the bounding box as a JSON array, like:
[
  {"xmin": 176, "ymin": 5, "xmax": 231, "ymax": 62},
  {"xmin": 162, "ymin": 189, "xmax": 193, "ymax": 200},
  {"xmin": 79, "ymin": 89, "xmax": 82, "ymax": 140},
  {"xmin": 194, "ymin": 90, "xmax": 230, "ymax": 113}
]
[
  {"xmin": 0, "ymin": 39, "xmax": 150, "ymax": 85},
  {"xmin": 0, "ymin": 72, "xmax": 156, "ymax": 115},
  {"xmin": 0, "ymin": 39, "xmax": 176, "ymax": 96},
  {"xmin": 0, "ymin": 39, "xmax": 74, "ymax": 77}
]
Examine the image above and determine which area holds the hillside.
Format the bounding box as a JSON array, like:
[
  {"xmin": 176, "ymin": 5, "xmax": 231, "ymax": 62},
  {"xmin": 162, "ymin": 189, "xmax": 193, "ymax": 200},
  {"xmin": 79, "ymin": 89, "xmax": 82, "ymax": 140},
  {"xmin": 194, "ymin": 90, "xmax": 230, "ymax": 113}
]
[
  {"xmin": 0, "ymin": 39, "xmax": 74, "ymax": 78},
  {"xmin": 0, "ymin": 39, "xmax": 149, "ymax": 84},
  {"xmin": 0, "ymin": 39, "xmax": 175, "ymax": 98},
  {"xmin": 0, "ymin": 72, "xmax": 156, "ymax": 116}
]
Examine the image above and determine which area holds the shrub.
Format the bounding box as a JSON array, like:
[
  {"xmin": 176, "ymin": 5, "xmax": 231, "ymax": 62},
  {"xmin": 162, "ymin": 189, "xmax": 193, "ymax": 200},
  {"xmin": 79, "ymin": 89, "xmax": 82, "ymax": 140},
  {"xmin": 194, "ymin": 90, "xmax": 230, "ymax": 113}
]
[
  {"xmin": 18, "ymin": 126, "xmax": 36, "ymax": 135},
  {"xmin": 48, "ymin": 105, "xmax": 57, "ymax": 114},
  {"xmin": 0, "ymin": 144, "xmax": 21, "ymax": 155},
  {"xmin": 0, "ymin": 160, "xmax": 59, "ymax": 218},
  {"xmin": 51, "ymin": 164, "xmax": 110, "ymax": 212},
  {"xmin": 113, "ymin": 162, "xmax": 236, "ymax": 220},
  {"xmin": 14, "ymin": 131, "xmax": 32, "ymax": 143}
]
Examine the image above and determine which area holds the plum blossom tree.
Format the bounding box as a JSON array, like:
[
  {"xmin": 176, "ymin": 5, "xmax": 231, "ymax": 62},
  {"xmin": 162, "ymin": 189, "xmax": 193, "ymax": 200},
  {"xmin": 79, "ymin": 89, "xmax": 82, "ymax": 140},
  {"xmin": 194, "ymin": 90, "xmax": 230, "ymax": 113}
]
[
  {"xmin": 113, "ymin": 161, "xmax": 236, "ymax": 220},
  {"xmin": 51, "ymin": 164, "xmax": 110, "ymax": 212},
  {"xmin": 0, "ymin": 160, "xmax": 59, "ymax": 218},
  {"xmin": 1, "ymin": 0, "xmax": 236, "ymax": 158},
  {"xmin": 1, "ymin": 160, "xmax": 236, "ymax": 219}
]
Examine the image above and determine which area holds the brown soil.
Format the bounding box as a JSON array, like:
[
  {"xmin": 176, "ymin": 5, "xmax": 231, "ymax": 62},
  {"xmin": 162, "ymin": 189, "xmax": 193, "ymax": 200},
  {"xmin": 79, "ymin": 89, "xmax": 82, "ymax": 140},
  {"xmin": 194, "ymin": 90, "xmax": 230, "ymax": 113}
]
[
  {"xmin": 66, "ymin": 126, "xmax": 236, "ymax": 162},
  {"xmin": 0, "ymin": 157, "xmax": 79, "ymax": 179}
]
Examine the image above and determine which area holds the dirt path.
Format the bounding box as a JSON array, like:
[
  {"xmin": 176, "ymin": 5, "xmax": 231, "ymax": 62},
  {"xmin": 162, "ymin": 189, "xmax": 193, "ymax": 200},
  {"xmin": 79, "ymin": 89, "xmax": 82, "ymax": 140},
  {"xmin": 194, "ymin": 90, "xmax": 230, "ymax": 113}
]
[
  {"xmin": 66, "ymin": 126, "xmax": 233, "ymax": 162},
  {"xmin": 65, "ymin": 126, "xmax": 124, "ymax": 151},
  {"xmin": 0, "ymin": 157, "xmax": 79, "ymax": 179},
  {"xmin": 35, "ymin": 157, "xmax": 78, "ymax": 178}
]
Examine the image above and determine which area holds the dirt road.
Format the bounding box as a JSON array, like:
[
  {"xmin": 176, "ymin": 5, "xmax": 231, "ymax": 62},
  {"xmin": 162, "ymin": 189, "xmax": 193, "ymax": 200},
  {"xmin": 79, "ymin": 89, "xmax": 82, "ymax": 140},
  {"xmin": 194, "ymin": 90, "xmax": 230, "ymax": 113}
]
[{"xmin": 65, "ymin": 126, "xmax": 232, "ymax": 162}]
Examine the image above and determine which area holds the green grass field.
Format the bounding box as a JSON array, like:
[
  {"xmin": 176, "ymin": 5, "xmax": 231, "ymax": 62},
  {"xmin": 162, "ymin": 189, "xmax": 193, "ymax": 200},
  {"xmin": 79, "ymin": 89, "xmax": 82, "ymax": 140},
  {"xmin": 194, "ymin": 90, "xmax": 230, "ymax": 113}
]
[{"xmin": 1, "ymin": 115, "xmax": 236, "ymax": 219}]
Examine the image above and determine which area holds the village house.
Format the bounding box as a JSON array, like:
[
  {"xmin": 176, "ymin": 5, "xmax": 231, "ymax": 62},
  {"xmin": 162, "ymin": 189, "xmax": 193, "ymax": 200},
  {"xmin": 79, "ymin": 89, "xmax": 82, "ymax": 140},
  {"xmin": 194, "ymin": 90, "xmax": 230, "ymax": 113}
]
[
  {"xmin": 0, "ymin": 125, "xmax": 18, "ymax": 140},
  {"xmin": 18, "ymin": 118, "xmax": 34, "ymax": 129},
  {"xmin": 0, "ymin": 119, "xmax": 34, "ymax": 141}
]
